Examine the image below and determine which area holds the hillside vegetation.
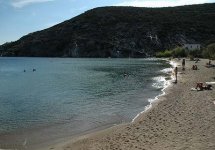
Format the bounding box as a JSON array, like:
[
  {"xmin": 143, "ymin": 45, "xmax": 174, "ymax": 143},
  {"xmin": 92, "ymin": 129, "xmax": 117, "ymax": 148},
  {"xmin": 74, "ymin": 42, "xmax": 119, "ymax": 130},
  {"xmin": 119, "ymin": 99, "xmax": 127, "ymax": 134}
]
[
  {"xmin": 156, "ymin": 43, "xmax": 215, "ymax": 59},
  {"xmin": 1, "ymin": 3, "xmax": 215, "ymax": 57}
]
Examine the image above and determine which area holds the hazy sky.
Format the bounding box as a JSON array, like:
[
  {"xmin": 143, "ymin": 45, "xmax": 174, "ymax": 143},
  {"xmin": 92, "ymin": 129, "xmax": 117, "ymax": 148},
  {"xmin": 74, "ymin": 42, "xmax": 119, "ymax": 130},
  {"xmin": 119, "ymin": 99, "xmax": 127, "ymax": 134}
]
[{"xmin": 0, "ymin": 0, "xmax": 214, "ymax": 44}]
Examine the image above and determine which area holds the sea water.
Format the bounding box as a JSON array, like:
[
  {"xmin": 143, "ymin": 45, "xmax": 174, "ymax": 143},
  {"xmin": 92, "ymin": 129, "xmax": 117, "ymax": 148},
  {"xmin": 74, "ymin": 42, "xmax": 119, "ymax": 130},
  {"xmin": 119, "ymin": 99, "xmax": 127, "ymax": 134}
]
[{"xmin": 0, "ymin": 58, "xmax": 171, "ymax": 147}]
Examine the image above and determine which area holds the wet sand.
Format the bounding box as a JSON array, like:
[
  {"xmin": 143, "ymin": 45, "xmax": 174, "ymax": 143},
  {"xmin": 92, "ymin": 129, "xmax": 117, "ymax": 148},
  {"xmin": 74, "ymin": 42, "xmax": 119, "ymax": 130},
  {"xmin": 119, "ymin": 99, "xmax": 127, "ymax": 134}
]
[{"xmin": 38, "ymin": 59, "xmax": 215, "ymax": 150}]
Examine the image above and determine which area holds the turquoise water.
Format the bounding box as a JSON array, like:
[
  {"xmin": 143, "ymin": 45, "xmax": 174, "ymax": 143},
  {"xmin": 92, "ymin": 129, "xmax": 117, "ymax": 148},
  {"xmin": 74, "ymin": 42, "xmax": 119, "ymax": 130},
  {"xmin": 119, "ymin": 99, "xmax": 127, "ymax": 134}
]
[{"xmin": 0, "ymin": 58, "xmax": 170, "ymax": 146}]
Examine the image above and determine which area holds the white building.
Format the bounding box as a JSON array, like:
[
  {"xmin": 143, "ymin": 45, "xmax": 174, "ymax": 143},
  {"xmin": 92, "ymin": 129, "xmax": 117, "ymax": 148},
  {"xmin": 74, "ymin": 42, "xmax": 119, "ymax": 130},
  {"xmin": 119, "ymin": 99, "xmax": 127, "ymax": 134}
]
[{"xmin": 183, "ymin": 44, "xmax": 201, "ymax": 50}]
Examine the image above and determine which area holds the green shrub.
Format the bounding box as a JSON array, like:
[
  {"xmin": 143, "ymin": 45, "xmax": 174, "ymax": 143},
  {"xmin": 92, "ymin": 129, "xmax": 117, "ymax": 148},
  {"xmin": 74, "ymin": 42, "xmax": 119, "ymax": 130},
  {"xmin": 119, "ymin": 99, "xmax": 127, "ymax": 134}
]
[
  {"xmin": 156, "ymin": 47, "xmax": 187, "ymax": 58},
  {"xmin": 156, "ymin": 50, "xmax": 173, "ymax": 57},
  {"xmin": 202, "ymin": 43, "xmax": 215, "ymax": 59},
  {"xmin": 188, "ymin": 49, "xmax": 202, "ymax": 58},
  {"xmin": 156, "ymin": 46, "xmax": 204, "ymax": 58},
  {"xmin": 189, "ymin": 55, "xmax": 194, "ymax": 61},
  {"xmin": 172, "ymin": 47, "xmax": 186, "ymax": 57}
]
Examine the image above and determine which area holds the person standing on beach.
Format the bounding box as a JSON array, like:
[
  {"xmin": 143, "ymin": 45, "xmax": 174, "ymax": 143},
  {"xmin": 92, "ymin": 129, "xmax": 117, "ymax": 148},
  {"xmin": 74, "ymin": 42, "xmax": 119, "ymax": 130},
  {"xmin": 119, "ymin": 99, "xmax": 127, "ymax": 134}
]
[
  {"xmin": 182, "ymin": 59, "xmax": 185, "ymax": 70},
  {"xmin": 174, "ymin": 67, "xmax": 178, "ymax": 83}
]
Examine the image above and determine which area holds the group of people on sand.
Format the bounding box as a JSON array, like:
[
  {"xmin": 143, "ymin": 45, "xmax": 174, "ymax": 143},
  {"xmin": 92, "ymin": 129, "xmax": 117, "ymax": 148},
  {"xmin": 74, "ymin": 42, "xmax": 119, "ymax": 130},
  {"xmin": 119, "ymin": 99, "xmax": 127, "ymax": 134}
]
[
  {"xmin": 206, "ymin": 59, "xmax": 215, "ymax": 68},
  {"xmin": 173, "ymin": 58, "xmax": 213, "ymax": 91},
  {"xmin": 174, "ymin": 58, "xmax": 202, "ymax": 83},
  {"xmin": 195, "ymin": 82, "xmax": 212, "ymax": 91},
  {"xmin": 192, "ymin": 65, "xmax": 198, "ymax": 70}
]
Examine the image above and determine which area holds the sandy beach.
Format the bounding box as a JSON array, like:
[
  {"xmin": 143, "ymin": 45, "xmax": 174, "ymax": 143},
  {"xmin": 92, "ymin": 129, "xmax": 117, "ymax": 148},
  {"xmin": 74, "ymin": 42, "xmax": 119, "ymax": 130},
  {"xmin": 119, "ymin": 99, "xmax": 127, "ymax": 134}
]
[{"xmin": 38, "ymin": 58, "xmax": 215, "ymax": 150}]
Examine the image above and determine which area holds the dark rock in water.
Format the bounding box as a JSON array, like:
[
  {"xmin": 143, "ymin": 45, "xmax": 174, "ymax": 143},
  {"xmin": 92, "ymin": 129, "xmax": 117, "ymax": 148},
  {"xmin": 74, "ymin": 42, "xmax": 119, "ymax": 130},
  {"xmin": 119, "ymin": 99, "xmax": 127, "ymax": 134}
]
[{"xmin": 1, "ymin": 3, "xmax": 215, "ymax": 57}]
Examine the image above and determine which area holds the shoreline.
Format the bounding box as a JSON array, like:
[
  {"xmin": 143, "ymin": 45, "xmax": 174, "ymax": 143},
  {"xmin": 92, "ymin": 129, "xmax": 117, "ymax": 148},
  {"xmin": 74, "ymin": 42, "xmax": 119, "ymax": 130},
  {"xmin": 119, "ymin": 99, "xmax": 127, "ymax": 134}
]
[
  {"xmin": 38, "ymin": 58, "xmax": 215, "ymax": 150},
  {"xmin": 132, "ymin": 59, "xmax": 177, "ymax": 123},
  {"xmin": 36, "ymin": 59, "xmax": 179, "ymax": 150}
]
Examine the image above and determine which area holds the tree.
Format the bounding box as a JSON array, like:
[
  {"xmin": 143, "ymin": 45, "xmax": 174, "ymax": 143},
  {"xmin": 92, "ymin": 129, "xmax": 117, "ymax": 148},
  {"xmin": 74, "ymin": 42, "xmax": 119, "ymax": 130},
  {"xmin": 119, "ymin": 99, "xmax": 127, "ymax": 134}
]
[
  {"xmin": 203, "ymin": 43, "xmax": 215, "ymax": 59},
  {"xmin": 172, "ymin": 47, "xmax": 186, "ymax": 58}
]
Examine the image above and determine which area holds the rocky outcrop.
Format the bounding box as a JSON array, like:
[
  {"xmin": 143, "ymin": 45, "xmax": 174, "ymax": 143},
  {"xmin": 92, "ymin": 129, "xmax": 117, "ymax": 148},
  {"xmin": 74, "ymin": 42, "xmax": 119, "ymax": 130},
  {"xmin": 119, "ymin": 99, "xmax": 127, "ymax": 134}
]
[{"xmin": 1, "ymin": 3, "xmax": 215, "ymax": 57}]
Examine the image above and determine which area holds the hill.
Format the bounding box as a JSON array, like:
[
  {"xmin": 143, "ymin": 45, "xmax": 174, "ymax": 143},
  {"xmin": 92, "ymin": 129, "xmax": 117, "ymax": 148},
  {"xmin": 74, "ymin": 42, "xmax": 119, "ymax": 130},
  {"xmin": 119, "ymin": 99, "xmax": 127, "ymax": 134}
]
[{"xmin": 1, "ymin": 3, "xmax": 215, "ymax": 57}]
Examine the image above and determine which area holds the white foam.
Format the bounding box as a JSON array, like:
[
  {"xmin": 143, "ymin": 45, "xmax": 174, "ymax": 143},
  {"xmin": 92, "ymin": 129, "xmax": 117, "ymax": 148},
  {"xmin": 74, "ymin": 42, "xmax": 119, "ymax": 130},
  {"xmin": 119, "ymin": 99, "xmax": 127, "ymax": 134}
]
[
  {"xmin": 152, "ymin": 76, "xmax": 167, "ymax": 89},
  {"xmin": 160, "ymin": 68, "xmax": 172, "ymax": 74},
  {"xmin": 170, "ymin": 60, "xmax": 177, "ymax": 68}
]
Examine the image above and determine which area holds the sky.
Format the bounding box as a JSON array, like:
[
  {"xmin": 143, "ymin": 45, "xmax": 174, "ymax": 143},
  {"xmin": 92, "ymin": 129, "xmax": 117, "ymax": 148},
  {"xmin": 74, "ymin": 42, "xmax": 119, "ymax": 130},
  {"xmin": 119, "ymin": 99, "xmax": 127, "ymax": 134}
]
[{"xmin": 0, "ymin": 0, "xmax": 215, "ymax": 44}]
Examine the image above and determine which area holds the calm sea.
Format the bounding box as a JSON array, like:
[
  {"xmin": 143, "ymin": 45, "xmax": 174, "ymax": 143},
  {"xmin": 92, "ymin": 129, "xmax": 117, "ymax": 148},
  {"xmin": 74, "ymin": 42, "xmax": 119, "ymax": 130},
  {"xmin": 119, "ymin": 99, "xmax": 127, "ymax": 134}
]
[{"xmin": 0, "ymin": 58, "xmax": 171, "ymax": 148}]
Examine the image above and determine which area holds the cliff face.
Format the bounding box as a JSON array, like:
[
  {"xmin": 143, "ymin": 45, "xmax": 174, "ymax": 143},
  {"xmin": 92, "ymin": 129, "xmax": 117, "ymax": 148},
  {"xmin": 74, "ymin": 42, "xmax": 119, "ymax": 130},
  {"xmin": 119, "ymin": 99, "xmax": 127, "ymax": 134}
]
[{"xmin": 1, "ymin": 3, "xmax": 215, "ymax": 57}]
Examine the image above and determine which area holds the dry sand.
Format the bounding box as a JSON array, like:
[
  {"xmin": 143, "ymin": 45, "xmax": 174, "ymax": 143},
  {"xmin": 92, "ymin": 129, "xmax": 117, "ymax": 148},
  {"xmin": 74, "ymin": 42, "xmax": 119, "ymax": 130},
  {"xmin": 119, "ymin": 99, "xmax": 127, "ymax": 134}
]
[{"xmin": 39, "ymin": 59, "xmax": 215, "ymax": 150}]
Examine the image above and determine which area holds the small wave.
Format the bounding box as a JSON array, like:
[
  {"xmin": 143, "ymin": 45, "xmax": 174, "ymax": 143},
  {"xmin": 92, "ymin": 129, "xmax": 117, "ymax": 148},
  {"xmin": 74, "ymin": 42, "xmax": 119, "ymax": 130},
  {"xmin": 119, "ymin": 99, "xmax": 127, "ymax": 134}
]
[
  {"xmin": 161, "ymin": 60, "xmax": 177, "ymax": 74},
  {"xmin": 160, "ymin": 68, "xmax": 172, "ymax": 74},
  {"xmin": 170, "ymin": 60, "xmax": 177, "ymax": 68},
  {"xmin": 152, "ymin": 76, "xmax": 167, "ymax": 89}
]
